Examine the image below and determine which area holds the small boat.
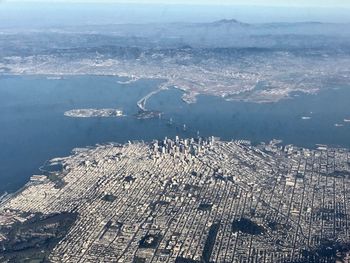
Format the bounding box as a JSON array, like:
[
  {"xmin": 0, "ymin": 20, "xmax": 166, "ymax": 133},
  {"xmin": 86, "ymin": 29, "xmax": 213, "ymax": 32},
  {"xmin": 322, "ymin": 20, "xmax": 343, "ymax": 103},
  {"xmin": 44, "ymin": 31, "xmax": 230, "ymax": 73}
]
[
  {"xmin": 167, "ymin": 118, "xmax": 173, "ymax": 126},
  {"xmin": 301, "ymin": 116, "xmax": 311, "ymax": 120}
]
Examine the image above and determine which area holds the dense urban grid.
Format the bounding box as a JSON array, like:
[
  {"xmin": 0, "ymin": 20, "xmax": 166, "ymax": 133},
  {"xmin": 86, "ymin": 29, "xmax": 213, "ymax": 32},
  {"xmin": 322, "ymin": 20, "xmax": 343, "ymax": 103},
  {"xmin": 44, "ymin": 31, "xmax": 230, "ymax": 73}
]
[{"xmin": 1, "ymin": 137, "xmax": 350, "ymax": 262}]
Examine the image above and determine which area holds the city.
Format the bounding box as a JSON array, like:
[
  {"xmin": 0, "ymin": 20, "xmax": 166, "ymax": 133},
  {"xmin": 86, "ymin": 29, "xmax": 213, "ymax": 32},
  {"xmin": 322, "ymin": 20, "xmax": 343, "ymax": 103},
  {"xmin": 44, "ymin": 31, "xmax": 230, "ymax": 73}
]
[
  {"xmin": 1, "ymin": 136, "xmax": 349, "ymax": 262},
  {"xmin": 1, "ymin": 2, "xmax": 350, "ymax": 262}
]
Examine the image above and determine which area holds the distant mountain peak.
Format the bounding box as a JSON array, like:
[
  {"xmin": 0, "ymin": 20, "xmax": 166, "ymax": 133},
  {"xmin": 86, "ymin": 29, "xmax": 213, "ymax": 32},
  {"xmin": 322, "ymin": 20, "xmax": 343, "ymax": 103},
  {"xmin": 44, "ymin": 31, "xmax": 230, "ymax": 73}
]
[
  {"xmin": 211, "ymin": 19, "xmax": 249, "ymax": 27},
  {"xmin": 216, "ymin": 19, "xmax": 239, "ymax": 23}
]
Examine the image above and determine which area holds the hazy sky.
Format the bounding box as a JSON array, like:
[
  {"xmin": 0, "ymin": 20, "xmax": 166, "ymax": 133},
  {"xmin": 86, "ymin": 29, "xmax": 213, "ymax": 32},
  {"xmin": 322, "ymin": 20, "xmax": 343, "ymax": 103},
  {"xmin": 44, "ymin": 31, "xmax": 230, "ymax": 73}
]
[
  {"xmin": 5, "ymin": 0, "xmax": 350, "ymax": 8},
  {"xmin": 1, "ymin": 0, "xmax": 350, "ymax": 28}
]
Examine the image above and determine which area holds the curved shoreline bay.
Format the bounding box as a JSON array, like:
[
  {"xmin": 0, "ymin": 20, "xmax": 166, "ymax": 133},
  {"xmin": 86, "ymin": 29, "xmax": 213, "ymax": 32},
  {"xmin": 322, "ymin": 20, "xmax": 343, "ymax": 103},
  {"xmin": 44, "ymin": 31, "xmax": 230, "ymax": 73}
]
[{"xmin": 1, "ymin": 75, "xmax": 350, "ymax": 196}]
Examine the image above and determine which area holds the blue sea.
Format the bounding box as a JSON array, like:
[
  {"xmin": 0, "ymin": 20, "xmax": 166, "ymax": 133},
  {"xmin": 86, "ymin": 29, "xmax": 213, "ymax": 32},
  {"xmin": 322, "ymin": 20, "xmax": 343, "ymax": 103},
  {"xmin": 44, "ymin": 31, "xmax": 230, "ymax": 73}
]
[{"xmin": 0, "ymin": 75, "xmax": 350, "ymax": 194}]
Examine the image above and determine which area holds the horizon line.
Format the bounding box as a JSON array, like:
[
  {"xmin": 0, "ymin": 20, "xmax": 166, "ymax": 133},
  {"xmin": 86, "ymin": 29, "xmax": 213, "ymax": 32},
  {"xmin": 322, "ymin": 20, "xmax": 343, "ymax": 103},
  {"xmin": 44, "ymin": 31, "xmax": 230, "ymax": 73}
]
[{"xmin": 4, "ymin": 1, "xmax": 350, "ymax": 9}]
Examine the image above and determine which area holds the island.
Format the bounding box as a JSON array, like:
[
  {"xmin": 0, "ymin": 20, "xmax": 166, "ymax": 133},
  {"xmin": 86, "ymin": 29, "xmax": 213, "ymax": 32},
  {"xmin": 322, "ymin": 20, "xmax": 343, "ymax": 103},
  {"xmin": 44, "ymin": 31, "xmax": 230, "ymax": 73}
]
[{"xmin": 64, "ymin": 109, "xmax": 124, "ymax": 118}]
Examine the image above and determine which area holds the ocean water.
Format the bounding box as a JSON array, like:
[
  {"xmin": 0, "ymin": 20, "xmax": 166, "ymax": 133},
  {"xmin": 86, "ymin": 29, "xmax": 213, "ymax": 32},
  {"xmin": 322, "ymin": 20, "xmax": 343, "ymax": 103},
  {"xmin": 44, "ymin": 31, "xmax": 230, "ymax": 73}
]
[{"xmin": 0, "ymin": 75, "xmax": 350, "ymax": 194}]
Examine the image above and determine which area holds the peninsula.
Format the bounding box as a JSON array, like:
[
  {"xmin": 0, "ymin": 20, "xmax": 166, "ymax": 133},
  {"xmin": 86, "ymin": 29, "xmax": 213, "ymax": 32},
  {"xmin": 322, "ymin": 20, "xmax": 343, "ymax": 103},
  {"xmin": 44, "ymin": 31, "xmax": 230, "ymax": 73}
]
[{"xmin": 1, "ymin": 137, "xmax": 350, "ymax": 262}]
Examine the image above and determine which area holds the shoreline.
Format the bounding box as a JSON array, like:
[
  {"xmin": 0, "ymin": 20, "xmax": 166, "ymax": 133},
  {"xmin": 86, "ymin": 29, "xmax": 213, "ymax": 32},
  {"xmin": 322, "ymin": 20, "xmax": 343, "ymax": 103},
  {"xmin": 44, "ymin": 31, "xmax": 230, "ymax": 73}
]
[
  {"xmin": 1, "ymin": 136, "xmax": 348, "ymax": 206},
  {"xmin": 0, "ymin": 72, "xmax": 332, "ymax": 105}
]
